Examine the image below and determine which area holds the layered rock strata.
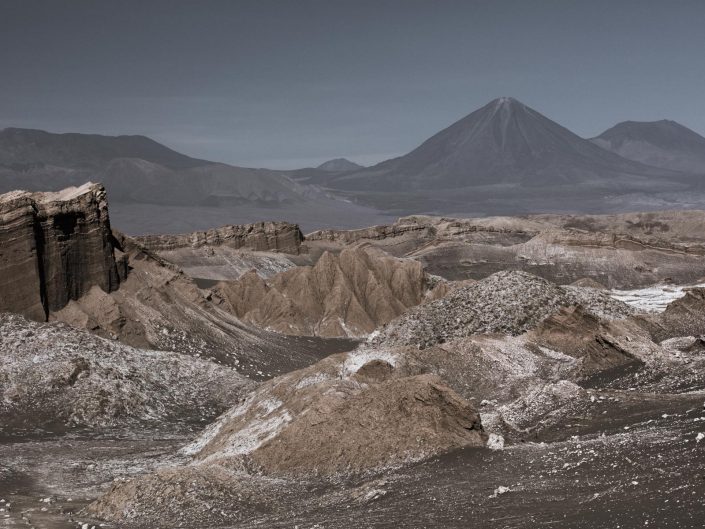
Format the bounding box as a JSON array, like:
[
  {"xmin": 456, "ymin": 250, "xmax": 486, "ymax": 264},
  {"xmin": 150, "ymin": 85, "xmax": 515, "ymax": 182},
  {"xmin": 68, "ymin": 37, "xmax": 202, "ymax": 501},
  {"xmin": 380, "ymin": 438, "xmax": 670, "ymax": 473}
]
[
  {"xmin": 135, "ymin": 221, "xmax": 304, "ymax": 254},
  {"xmin": 0, "ymin": 183, "xmax": 126, "ymax": 320}
]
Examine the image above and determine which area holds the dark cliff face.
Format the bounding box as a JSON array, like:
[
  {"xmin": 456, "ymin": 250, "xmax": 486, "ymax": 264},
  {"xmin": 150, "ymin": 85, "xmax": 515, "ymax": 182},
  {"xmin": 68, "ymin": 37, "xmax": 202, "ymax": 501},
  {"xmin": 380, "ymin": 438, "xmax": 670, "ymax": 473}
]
[{"xmin": 0, "ymin": 183, "xmax": 126, "ymax": 321}]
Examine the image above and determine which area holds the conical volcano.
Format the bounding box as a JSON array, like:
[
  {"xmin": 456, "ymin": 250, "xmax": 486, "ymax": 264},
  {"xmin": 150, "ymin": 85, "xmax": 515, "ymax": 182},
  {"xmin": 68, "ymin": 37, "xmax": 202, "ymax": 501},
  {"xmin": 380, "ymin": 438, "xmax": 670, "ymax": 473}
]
[{"xmin": 328, "ymin": 97, "xmax": 675, "ymax": 191}]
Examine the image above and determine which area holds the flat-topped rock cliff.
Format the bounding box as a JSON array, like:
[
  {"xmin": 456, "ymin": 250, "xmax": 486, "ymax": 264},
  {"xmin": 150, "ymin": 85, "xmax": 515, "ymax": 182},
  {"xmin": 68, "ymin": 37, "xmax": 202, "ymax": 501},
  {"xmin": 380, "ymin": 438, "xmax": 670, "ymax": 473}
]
[
  {"xmin": 134, "ymin": 221, "xmax": 304, "ymax": 254},
  {"xmin": 306, "ymin": 219, "xmax": 436, "ymax": 244},
  {"xmin": 0, "ymin": 182, "xmax": 126, "ymax": 321}
]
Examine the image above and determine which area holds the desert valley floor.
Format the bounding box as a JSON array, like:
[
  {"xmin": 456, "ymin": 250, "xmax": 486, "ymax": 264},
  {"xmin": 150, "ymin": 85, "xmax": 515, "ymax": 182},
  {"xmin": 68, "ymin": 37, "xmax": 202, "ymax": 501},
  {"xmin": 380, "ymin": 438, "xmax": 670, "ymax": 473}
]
[{"xmin": 1, "ymin": 185, "xmax": 705, "ymax": 529}]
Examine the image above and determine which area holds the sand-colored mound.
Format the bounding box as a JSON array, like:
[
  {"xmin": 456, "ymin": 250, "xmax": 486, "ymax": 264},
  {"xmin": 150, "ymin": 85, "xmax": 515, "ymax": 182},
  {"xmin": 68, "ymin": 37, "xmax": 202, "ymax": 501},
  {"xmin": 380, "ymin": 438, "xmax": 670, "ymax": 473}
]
[
  {"xmin": 186, "ymin": 365, "xmax": 484, "ymax": 475},
  {"xmin": 86, "ymin": 349, "xmax": 485, "ymax": 523},
  {"xmin": 85, "ymin": 463, "xmax": 289, "ymax": 526},
  {"xmin": 213, "ymin": 246, "xmax": 439, "ymax": 337}
]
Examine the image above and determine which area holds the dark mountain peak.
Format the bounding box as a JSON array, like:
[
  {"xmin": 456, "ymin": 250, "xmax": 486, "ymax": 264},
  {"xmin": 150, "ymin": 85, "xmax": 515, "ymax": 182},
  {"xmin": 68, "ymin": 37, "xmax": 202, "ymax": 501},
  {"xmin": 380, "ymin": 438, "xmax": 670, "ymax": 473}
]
[
  {"xmin": 316, "ymin": 158, "xmax": 364, "ymax": 172},
  {"xmin": 592, "ymin": 120, "xmax": 705, "ymax": 173}
]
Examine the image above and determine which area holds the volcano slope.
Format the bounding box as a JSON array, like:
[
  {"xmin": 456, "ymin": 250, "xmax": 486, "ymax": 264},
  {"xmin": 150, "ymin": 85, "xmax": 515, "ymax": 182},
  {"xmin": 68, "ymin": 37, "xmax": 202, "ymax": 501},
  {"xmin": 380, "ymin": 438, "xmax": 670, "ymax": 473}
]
[{"xmin": 592, "ymin": 119, "xmax": 705, "ymax": 174}]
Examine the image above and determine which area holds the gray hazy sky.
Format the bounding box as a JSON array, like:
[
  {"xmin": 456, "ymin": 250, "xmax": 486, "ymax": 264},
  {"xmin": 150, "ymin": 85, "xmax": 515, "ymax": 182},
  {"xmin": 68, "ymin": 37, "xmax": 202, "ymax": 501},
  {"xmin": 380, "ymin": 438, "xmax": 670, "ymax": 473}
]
[{"xmin": 1, "ymin": 0, "xmax": 704, "ymax": 169}]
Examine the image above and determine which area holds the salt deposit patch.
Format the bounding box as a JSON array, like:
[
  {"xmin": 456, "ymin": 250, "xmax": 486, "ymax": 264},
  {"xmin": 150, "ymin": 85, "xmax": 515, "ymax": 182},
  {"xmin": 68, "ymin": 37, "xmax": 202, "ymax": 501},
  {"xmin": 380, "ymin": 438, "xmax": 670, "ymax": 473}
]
[
  {"xmin": 181, "ymin": 395, "xmax": 257, "ymax": 456},
  {"xmin": 295, "ymin": 373, "xmax": 331, "ymax": 389},
  {"xmin": 200, "ymin": 410, "xmax": 292, "ymax": 461},
  {"xmin": 609, "ymin": 282, "xmax": 705, "ymax": 313},
  {"xmin": 342, "ymin": 348, "xmax": 398, "ymax": 377}
]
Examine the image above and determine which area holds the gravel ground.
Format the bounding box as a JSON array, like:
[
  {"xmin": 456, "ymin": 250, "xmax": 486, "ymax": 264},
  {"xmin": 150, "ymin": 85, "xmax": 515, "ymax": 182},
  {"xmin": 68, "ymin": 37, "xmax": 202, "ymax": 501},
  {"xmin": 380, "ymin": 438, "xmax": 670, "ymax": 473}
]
[{"xmin": 1, "ymin": 389, "xmax": 703, "ymax": 529}]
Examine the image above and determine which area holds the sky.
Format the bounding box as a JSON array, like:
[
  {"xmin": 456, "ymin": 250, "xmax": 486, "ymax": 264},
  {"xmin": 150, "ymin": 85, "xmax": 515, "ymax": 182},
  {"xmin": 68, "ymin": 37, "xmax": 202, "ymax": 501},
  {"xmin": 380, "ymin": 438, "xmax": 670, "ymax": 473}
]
[{"xmin": 1, "ymin": 0, "xmax": 704, "ymax": 169}]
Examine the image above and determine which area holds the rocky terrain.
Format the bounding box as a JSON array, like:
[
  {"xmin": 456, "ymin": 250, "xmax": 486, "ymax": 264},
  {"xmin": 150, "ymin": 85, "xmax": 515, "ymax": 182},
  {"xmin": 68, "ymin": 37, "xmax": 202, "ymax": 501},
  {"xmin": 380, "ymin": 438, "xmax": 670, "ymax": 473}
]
[
  {"xmin": 370, "ymin": 270, "xmax": 635, "ymax": 348},
  {"xmin": 213, "ymin": 246, "xmax": 441, "ymax": 337},
  {"xmin": 2, "ymin": 185, "xmax": 705, "ymax": 529},
  {"xmin": 70, "ymin": 263, "xmax": 705, "ymax": 528},
  {"xmin": 50, "ymin": 231, "xmax": 357, "ymax": 379},
  {"xmin": 306, "ymin": 214, "xmax": 705, "ymax": 287},
  {"xmin": 0, "ymin": 313, "xmax": 250, "ymax": 433},
  {"xmin": 84, "ymin": 364, "xmax": 485, "ymax": 526},
  {"xmin": 132, "ymin": 222, "xmax": 304, "ymax": 284},
  {"xmin": 135, "ymin": 221, "xmax": 304, "ymax": 254},
  {"xmin": 0, "ymin": 184, "xmax": 356, "ymax": 381}
]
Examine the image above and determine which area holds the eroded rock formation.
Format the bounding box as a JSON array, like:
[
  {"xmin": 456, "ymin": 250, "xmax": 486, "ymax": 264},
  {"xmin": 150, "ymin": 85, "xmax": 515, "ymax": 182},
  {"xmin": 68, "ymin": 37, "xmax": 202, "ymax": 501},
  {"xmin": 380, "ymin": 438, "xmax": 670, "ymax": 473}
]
[
  {"xmin": 135, "ymin": 221, "xmax": 304, "ymax": 254},
  {"xmin": 305, "ymin": 215, "xmax": 705, "ymax": 287},
  {"xmin": 51, "ymin": 232, "xmax": 351, "ymax": 379},
  {"xmin": 213, "ymin": 246, "xmax": 438, "ymax": 337},
  {"xmin": 637, "ymin": 287, "xmax": 705, "ymax": 341},
  {"xmin": 186, "ymin": 370, "xmax": 484, "ymax": 475},
  {"xmin": 0, "ymin": 183, "xmax": 126, "ymax": 321}
]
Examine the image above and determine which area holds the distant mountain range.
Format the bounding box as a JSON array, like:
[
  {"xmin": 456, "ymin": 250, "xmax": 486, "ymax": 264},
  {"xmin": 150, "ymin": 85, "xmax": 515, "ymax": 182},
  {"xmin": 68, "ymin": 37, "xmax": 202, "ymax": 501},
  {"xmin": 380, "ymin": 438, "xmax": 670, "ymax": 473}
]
[
  {"xmin": 591, "ymin": 120, "xmax": 705, "ymax": 174},
  {"xmin": 0, "ymin": 127, "xmax": 395, "ymax": 233},
  {"xmin": 0, "ymin": 127, "xmax": 317, "ymax": 206},
  {"xmin": 3, "ymin": 97, "xmax": 705, "ymax": 230}
]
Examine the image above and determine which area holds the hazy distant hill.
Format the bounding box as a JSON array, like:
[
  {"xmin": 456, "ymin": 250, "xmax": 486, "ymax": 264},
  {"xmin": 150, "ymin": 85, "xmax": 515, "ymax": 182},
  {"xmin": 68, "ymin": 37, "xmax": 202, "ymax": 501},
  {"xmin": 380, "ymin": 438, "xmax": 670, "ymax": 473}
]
[
  {"xmin": 316, "ymin": 158, "xmax": 364, "ymax": 172},
  {"xmin": 0, "ymin": 127, "xmax": 207, "ymax": 170},
  {"xmin": 4, "ymin": 103, "xmax": 705, "ymax": 232},
  {"xmin": 592, "ymin": 120, "xmax": 705, "ymax": 174},
  {"xmin": 0, "ymin": 127, "xmax": 397, "ymax": 233},
  {"xmin": 326, "ymin": 97, "xmax": 679, "ymax": 192},
  {"xmin": 0, "ymin": 127, "xmax": 320, "ymax": 206}
]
